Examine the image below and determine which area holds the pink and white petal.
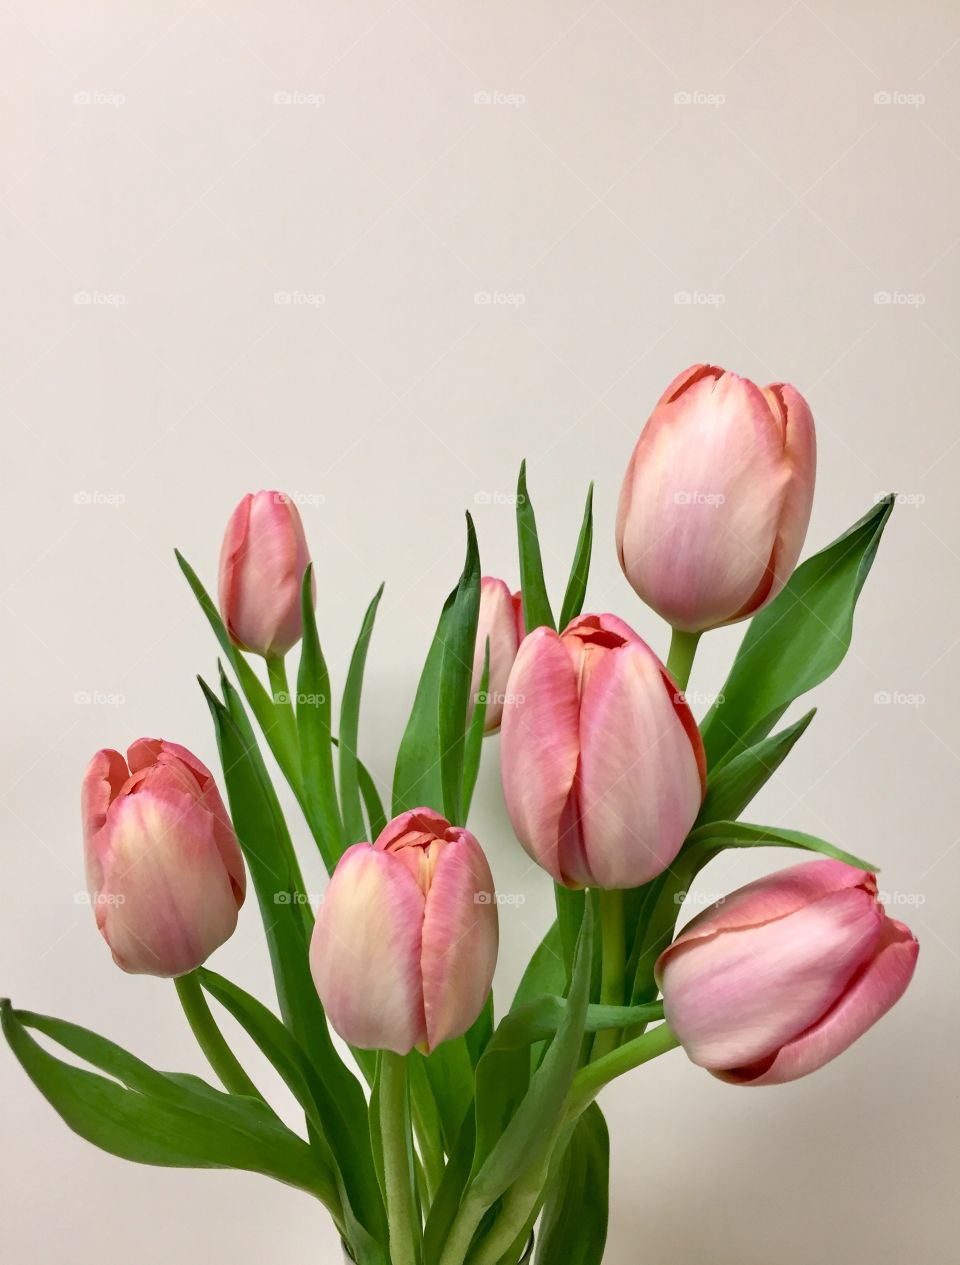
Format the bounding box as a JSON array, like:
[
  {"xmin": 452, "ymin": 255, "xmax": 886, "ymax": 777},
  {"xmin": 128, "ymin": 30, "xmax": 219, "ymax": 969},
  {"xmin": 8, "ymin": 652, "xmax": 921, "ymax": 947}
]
[
  {"xmin": 500, "ymin": 629, "xmax": 581, "ymax": 885},
  {"xmin": 662, "ymin": 887, "xmax": 885, "ymax": 1070},
  {"xmin": 472, "ymin": 578, "xmax": 521, "ymax": 732},
  {"xmin": 310, "ymin": 845, "xmax": 426, "ymax": 1054},
  {"xmin": 576, "ymin": 644, "xmax": 703, "ymax": 888},
  {"xmin": 81, "ymin": 748, "xmax": 131, "ymax": 894},
  {"xmin": 718, "ymin": 917, "xmax": 918, "ymax": 1085},
  {"xmin": 97, "ymin": 790, "xmax": 239, "ymax": 977},
  {"xmin": 764, "ymin": 383, "xmax": 817, "ymax": 601},
  {"xmin": 375, "ymin": 808, "xmax": 449, "ymax": 851},
  {"xmin": 617, "ymin": 371, "xmax": 791, "ymax": 632},
  {"xmin": 657, "ymin": 859, "xmax": 875, "ymax": 980},
  {"xmin": 421, "ymin": 835, "xmax": 499, "ymax": 1050}
]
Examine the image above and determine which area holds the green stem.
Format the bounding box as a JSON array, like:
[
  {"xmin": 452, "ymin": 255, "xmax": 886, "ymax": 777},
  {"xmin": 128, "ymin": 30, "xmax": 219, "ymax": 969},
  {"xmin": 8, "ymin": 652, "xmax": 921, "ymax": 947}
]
[
  {"xmin": 665, "ymin": 628, "xmax": 701, "ymax": 693},
  {"xmin": 380, "ymin": 1052, "xmax": 419, "ymax": 1265},
  {"xmin": 591, "ymin": 889, "xmax": 625, "ymax": 1062},
  {"xmin": 174, "ymin": 972, "xmax": 263, "ymax": 1099},
  {"xmin": 569, "ymin": 1023, "xmax": 681, "ymax": 1120}
]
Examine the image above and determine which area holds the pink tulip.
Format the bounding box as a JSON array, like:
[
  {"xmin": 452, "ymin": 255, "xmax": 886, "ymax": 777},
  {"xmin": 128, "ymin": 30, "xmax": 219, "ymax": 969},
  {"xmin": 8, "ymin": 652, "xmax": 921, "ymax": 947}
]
[
  {"xmin": 310, "ymin": 809, "xmax": 498, "ymax": 1054},
  {"xmin": 81, "ymin": 739, "xmax": 246, "ymax": 978},
  {"xmin": 616, "ymin": 364, "xmax": 816, "ymax": 633},
  {"xmin": 500, "ymin": 613, "xmax": 706, "ymax": 889},
  {"xmin": 218, "ymin": 490, "xmax": 314, "ymax": 658},
  {"xmin": 471, "ymin": 576, "xmax": 525, "ymax": 733},
  {"xmin": 656, "ymin": 859, "xmax": 918, "ymax": 1085}
]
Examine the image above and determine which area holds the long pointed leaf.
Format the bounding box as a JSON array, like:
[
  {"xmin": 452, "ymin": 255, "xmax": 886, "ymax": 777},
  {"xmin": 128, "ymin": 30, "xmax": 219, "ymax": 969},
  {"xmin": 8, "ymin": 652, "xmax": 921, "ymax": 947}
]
[
  {"xmin": 340, "ymin": 584, "xmax": 386, "ymax": 842},
  {"xmin": 516, "ymin": 462, "xmax": 555, "ymax": 632},
  {"xmin": 558, "ymin": 483, "xmax": 594, "ymax": 630}
]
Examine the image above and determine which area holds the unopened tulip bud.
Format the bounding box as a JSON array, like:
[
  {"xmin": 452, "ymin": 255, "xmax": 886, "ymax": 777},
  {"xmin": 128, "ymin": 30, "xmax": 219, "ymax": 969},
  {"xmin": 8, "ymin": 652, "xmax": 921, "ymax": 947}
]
[
  {"xmin": 500, "ymin": 613, "xmax": 706, "ymax": 889},
  {"xmin": 471, "ymin": 576, "xmax": 524, "ymax": 733},
  {"xmin": 616, "ymin": 364, "xmax": 816, "ymax": 633},
  {"xmin": 310, "ymin": 809, "xmax": 498, "ymax": 1054},
  {"xmin": 656, "ymin": 859, "xmax": 918, "ymax": 1085},
  {"xmin": 81, "ymin": 739, "xmax": 246, "ymax": 977},
  {"xmin": 218, "ymin": 490, "xmax": 314, "ymax": 658}
]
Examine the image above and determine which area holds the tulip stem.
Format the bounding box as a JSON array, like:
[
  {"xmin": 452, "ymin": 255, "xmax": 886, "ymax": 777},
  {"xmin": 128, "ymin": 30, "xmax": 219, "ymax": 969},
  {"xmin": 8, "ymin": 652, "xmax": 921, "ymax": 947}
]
[
  {"xmin": 174, "ymin": 972, "xmax": 264, "ymax": 1100},
  {"xmin": 592, "ymin": 889, "xmax": 626, "ymax": 1061},
  {"xmin": 569, "ymin": 1022, "xmax": 681, "ymax": 1120},
  {"xmin": 379, "ymin": 1051, "xmax": 420, "ymax": 1265},
  {"xmin": 666, "ymin": 628, "xmax": 701, "ymax": 693}
]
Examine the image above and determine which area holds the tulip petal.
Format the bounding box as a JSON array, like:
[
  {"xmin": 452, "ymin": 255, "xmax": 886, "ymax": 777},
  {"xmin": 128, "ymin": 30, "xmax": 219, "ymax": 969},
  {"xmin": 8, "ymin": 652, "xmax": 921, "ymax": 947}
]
[
  {"xmin": 421, "ymin": 832, "xmax": 499, "ymax": 1050},
  {"xmin": 718, "ymin": 917, "xmax": 919, "ymax": 1085},
  {"xmin": 310, "ymin": 845, "xmax": 426, "ymax": 1054},
  {"xmin": 657, "ymin": 859, "xmax": 874, "ymax": 976},
  {"xmin": 617, "ymin": 369, "xmax": 792, "ymax": 632},
  {"xmin": 81, "ymin": 748, "xmax": 131, "ymax": 895},
  {"xmin": 471, "ymin": 577, "xmax": 522, "ymax": 732},
  {"xmin": 96, "ymin": 790, "xmax": 241, "ymax": 978},
  {"xmin": 500, "ymin": 628, "xmax": 581, "ymax": 885},
  {"xmin": 661, "ymin": 887, "xmax": 884, "ymax": 1070},
  {"xmin": 575, "ymin": 641, "xmax": 703, "ymax": 888},
  {"xmin": 764, "ymin": 383, "xmax": 817, "ymax": 602}
]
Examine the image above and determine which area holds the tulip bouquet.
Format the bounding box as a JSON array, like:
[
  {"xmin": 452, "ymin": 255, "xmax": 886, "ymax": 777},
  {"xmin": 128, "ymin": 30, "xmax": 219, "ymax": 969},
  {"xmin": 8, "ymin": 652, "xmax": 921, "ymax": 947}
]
[{"xmin": 4, "ymin": 365, "xmax": 918, "ymax": 1265}]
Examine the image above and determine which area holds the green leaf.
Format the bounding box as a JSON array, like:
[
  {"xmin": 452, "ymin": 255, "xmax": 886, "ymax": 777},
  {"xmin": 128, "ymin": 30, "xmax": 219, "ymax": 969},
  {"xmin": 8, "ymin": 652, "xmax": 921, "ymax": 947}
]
[
  {"xmin": 393, "ymin": 601, "xmax": 457, "ymax": 816},
  {"xmin": 356, "ymin": 757, "xmax": 388, "ymax": 838},
  {"xmin": 535, "ymin": 1104, "xmax": 608, "ymax": 1265},
  {"xmin": 702, "ymin": 498, "xmax": 894, "ymax": 769},
  {"xmin": 176, "ymin": 549, "xmax": 301, "ymax": 783},
  {"xmin": 297, "ymin": 564, "xmax": 344, "ymax": 871},
  {"xmin": 696, "ymin": 709, "xmax": 816, "ymax": 827},
  {"xmin": 558, "ymin": 483, "xmax": 594, "ymax": 631},
  {"xmin": 1, "ymin": 1003, "xmax": 336, "ymax": 1203},
  {"xmin": 340, "ymin": 583, "xmax": 386, "ymax": 843},
  {"xmin": 469, "ymin": 897, "xmax": 594, "ymax": 1204},
  {"xmin": 412, "ymin": 1038, "xmax": 475, "ymax": 1157},
  {"xmin": 686, "ymin": 820, "xmax": 878, "ymax": 872},
  {"xmin": 438, "ymin": 515, "xmax": 481, "ymax": 825},
  {"xmin": 462, "ymin": 639, "xmax": 489, "ymax": 821},
  {"xmin": 511, "ymin": 923, "xmax": 565, "ymax": 1013},
  {"xmin": 516, "ymin": 461, "xmax": 555, "ymax": 632}
]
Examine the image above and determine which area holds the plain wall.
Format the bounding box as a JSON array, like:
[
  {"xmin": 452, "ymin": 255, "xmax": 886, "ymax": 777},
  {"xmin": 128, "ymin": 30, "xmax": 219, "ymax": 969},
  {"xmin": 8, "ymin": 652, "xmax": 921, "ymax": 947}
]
[{"xmin": 2, "ymin": 3, "xmax": 958, "ymax": 1262}]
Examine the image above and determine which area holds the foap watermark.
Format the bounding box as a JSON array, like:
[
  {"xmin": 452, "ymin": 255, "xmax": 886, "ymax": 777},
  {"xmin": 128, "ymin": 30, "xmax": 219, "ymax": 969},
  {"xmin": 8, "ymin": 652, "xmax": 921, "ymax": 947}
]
[
  {"xmin": 674, "ymin": 290, "xmax": 725, "ymax": 307},
  {"xmin": 74, "ymin": 890, "xmax": 126, "ymax": 906},
  {"xmin": 475, "ymin": 689, "xmax": 525, "ymax": 708},
  {"xmin": 874, "ymin": 491, "xmax": 925, "ymax": 508},
  {"xmin": 74, "ymin": 690, "xmax": 126, "ymax": 708},
  {"xmin": 475, "ymin": 891, "xmax": 527, "ymax": 907},
  {"xmin": 474, "ymin": 490, "xmax": 527, "ymax": 507},
  {"xmin": 74, "ymin": 290, "xmax": 126, "ymax": 307},
  {"xmin": 873, "ymin": 90, "xmax": 925, "ymax": 108},
  {"xmin": 274, "ymin": 890, "xmax": 323, "ymax": 906},
  {"xmin": 274, "ymin": 490, "xmax": 326, "ymax": 508},
  {"xmin": 74, "ymin": 490, "xmax": 126, "ymax": 509},
  {"xmin": 674, "ymin": 890, "xmax": 725, "ymax": 909},
  {"xmin": 674, "ymin": 90, "xmax": 725, "ymax": 108},
  {"xmin": 273, "ymin": 690, "xmax": 327, "ymax": 707},
  {"xmin": 878, "ymin": 889, "xmax": 926, "ymax": 908},
  {"xmin": 873, "ymin": 689, "xmax": 926, "ymax": 708},
  {"xmin": 274, "ymin": 290, "xmax": 326, "ymax": 307},
  {"xmin": 674, "ymin": 689, "xmax": 725, "ymax": 708},
  {"xmin": 673, "ymin": 490, "xmax": 725, "ymax": 508},
  {"xmin": 474, "ymin": 290, "xmax": 526, "ymax": 307},
  {"xmin": 273, "ymin": 90, "xmax": 326, "ymax": 107},
  {"xmin": 473, "ymin": 90, "xmax": 526, "ymax": 108},
  {"xmin": 874, "ymin": 290, "xmax": 925, "ymax": 307},
  {"xmin": 74, "ymin": 90, "xmax": 126, "ymax": 108}
]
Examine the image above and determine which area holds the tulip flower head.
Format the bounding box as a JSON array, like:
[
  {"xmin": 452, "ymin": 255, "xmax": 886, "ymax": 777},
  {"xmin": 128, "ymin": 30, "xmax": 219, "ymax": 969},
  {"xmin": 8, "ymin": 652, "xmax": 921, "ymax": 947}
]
[
  {"xmin": 81, "ymin": 739, "xmax": 246, "ymax": 977},
  {"xmin": 471, "ymin": 576, "xmax": 525, "ymax": 733},
  {"xmin": 310, "ymin": 809, "xmax": 498, "ymax": 1055},
  {"xmin": 218, "ymin": 489, "xmax": 314, "ymax": 658},
  {"xmin": 616, "ymin": 364, "xmax": 816, "ymax": 633},
  {"xmin": 500, "ymin": 613, "xmax": 706, "ymax": 890},
  {"xmin": 656, "ymin": 859, "xmax": 918, "ymax": 1085}
]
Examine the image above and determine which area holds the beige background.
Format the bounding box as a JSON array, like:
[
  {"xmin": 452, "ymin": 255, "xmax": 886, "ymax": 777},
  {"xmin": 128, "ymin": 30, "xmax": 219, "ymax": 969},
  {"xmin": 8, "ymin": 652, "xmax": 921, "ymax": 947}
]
[{"xmin": 2, "ymin": 3, "xmax": 958, "ymax": 1262}]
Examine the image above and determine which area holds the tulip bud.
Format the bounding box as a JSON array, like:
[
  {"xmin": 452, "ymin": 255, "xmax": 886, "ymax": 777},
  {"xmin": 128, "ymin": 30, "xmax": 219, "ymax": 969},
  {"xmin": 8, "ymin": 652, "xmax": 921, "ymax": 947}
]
[
  {"xmin": 471, "ymin": 576, "xmax": 524, "ymax": 733},
  {"xmin": 656, "ymin": 859, "xmax": 918, "ymax": 1085},
  {"xmin": 500, "ymin": 613, "xmax": 706, "ymax": 889},
  {"xmin": 310, "ymin": 809, "xmax": 498, "ymax": 1054},
  {"xmin": 616, "ymin": 364, "xmax": 816, "ymax": 633},
  {"xmin": 81, "ymin": 739, "xmax": 246, "ymax": 978},
  {"xmin": 218, "ymin": 490, "xmax": 314, "ymax": 658}
]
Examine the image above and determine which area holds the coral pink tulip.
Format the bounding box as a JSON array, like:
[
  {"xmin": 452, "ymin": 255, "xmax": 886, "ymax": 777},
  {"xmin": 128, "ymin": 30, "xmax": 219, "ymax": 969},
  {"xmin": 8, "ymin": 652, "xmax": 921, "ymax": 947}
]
[
  {"xmin": 616, "ymin": 364, "xmax": 816, "ymax": 633},
  {"xmin": 218, "ymin": 490, "xmax": 314, "ymax": 658},
  {"xmin": 471, "ymin": 576, "xmax": 525, "ymax": 733},
  {"xmin": 500, "ymin": 613, "xmax": 706, "ymax": 890},
  {"xmin": 310, "ymin": 809, "xmax": 498, "ymax": 1054},
  {"xmin": 656, "ymin": 859, "xmax": 918, "ymax": 1085},
  {"xmin": 81, "ymin": 739, "xmax": 246, "ymax": 977}
]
